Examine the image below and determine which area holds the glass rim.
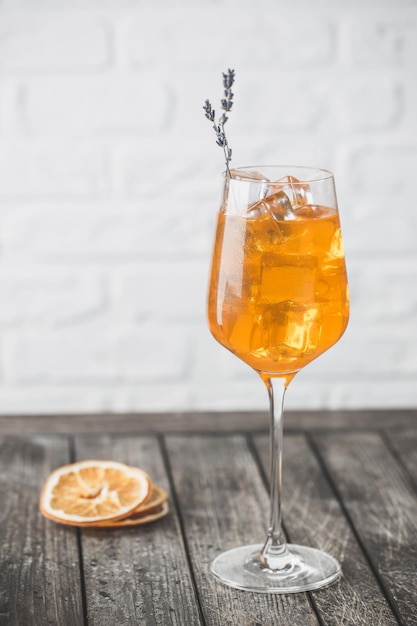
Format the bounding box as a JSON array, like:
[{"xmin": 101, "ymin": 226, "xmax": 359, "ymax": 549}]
[{"xmin": 225, "ymin": 165, "xmax": 334, "ymax": 184}]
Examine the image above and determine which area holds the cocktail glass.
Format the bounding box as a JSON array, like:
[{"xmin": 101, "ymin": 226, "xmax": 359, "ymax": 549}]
[{"xmin": 207, "ymin": 165, "xmax": 349, "ymax": 593}]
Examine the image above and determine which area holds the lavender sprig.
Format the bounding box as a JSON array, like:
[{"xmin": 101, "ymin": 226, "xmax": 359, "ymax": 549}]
[{"xmin": 203, "ymin": 69, "xmax": 235, "ymax": 175}]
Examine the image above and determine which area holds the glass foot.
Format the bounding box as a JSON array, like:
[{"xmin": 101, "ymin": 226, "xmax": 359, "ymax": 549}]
[{"xmin": 210, "ymin": 543, "xmax": 341, "ymax": 594}]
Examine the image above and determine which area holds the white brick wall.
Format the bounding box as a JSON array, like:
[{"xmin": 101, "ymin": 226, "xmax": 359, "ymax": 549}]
[{"xmin": 0, "ymin": 1, "xmax": 416, "ymax": 415}]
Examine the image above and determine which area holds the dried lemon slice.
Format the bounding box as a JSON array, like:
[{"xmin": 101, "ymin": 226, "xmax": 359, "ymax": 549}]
[{"xmin": 40, "ymin": 460, "xmax": 151, "ymax": 526}]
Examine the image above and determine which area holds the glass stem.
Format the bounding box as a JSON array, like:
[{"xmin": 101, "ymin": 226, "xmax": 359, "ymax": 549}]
[{"xmin": 258, "ymin": 376, "xmax": 292, "ymax": 572}]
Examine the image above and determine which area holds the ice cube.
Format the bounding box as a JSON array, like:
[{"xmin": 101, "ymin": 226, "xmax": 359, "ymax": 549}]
[
  {"xmin": 282, "ymin": 305, "xmax": 321, "ymax": 353},
  {"xmin": 265, "ymin": 190, "xmax": 295, "ymax": 221},
  {"xmin": 270, "ymin": 176, "xmax": 311, "ymax": 208},
  {"xmin": 228, "ymin": 169, "xmax": 270, "ymax": 216},
  {"xmin": 249, "ymin": 190, "xmax": 295, "ymax": 221},
  {"xmin": 261, "ymin": 302, "xmax": 321, "ymax": 357},
  {"xmin": 230, "ymin": 169, "xmax": 269, "ymax": 184},
  {"xmin": 246, "ymin": 202, "xmax": 266, "ymax": 218}
]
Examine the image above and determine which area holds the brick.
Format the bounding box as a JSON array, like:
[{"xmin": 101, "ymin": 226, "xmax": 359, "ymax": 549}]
[
  {"xmin": 336, "ymin": 142, "xmax": 417, "ymax": 254},
  {"xmin": 106, "ymin": 382, "xmax": 191, "ymax": 413},
  {"xmin": 22, "ymin": 74, "xmax": 170, "ymax": 134},
  {"xmin": 0, "ymin": 79, "xmax": 20, "ymax": 134},
  {"xmin": 4, "ymin": 324, "xmax": 190, "ymax": 383},
  {"xmin": 331, "ymin": 74, "xmax": 403, "ymax": 130},
  {"xmin": 110, "ymin": 325, "xmax": 191, "ymax": 381},
  {"xmin": 1, "ymin": 202, "xmax": 214, "ymax": 260},
  {"xmin": 0, "ymin": 3, "xmax": 416, "ymax": 415},
  {"xmin": 110, "ymin": 261, "xmax": 208, "ymax": 321},
  {"xmin": 0, "ymin": 85, "xmax": 3, "ymax": 131},
  {"xmin": 191, "ymin": 325, "xmax": 257, "ymax": 385},
  {"xmin": 307, "ymin": 324, "xmax": 417, "ymax": 378},
  {"xmin": 347, "ymin": 258, "xmax": 417, "ymax": 324},
  {"xmin": 0, "ymin": 14, "xmax": 110, "ymax": 69},
  {"xmin": 321, "ymin": 379, "xmax": 417, "ymax": 409},
  {"xmin": 0, "ymin": 378, "xmax": 344, "ymax": 414},
  {"xmin": 126, "ymin": 8, "xmax": 335, "ymax": 69},
  {"xmin": 0, "ymin": 269, "xmax": 106, "ymax": 327},
  {"xmin": 0, "ymin": 142, "xmax": 110, "ymax": 196},
  {"xmin": 127, "ymin": 15, "xmax": 334, "ymax": 138},
  {"xmin": 118, "ymin": 139, "xmax": 218, "ymax": 199},
  {"xmin": 191, "ymin": 379, "xmax": 267, "ymax": 411},
  {"xmin": 239, "ymin": 135, "xmax": 334, "ymax": 175},
  {"xmin": 338, "ymin": 199, "xmax": 416, "ymax": 256},
  {"xmin": 346, "ymin": 143, "xmax": 417, "ymax": 197},
  {"xmin": 219, "ymin": 72, "xmax": 324, "ymax": 133},
  {"xmin": 348, "ymin": 12, "xmax": 417, "ymax": 67},
  {"xmin": 192, "ymin": 374, "xmax": 417, "ymax": 412},
  {"xmin": 0, "ymin": 387, "xmax": 115, "ymax": 415}
]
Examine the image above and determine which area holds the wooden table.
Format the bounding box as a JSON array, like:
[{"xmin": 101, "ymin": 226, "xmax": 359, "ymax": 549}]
[{"xmin": 1, "ymin": 409, "xmax": 417, "ymax": 625}]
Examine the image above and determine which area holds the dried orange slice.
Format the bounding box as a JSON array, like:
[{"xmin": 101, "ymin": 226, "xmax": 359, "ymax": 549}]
[
  {"xmin": 40, "ymin": 460, "xmax": 151, "ymax": 526},
  {"xmin": 131, "ymin": 483, "xmax": 168, "ymax": 516},
  {"xmin": 89, "ymin": 500, "xmax": 170, "ymax": 528},
  {"xmin": 78, "ymin": 484, "xmax": 169, "ymax": 528}
]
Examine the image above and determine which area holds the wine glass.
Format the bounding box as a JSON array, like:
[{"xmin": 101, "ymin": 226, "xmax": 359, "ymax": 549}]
[{"xmin": 207, "ymin": 165, "xmax": 350, "ymax": 593}]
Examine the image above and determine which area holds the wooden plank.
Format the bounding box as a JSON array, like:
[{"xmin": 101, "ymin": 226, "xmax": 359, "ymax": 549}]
[
  {"xmin": 388, "ymin": 429, "xmax": 417, "ymax": 487},
  {"xmin": 0, "ymin": 409, "xmax": 415, "ymax": 435},
  {"xmin": 0, "ymin": 411, "xmax": 270, "ymax": 434},
  {"xmin": 314, "ymin": 431, "xmax": 417, "ymax": 625},
  {"xmin": 0, "ymin": 435, "xmax": 84, "ymax": 626},
  {"xmin": 284, "ymin": 409, "xmax": 417, "ymax": 433},
  {"xmin": 165, "ymin": 434, "xmax": 320, "ymax": 626},
  {"xmin": 74, "ymin": 434, "xmax": 202, "ymax": 626},
  {"xmin": 253, "ymin": 433, "xmax": 397, "ymax": 625}
]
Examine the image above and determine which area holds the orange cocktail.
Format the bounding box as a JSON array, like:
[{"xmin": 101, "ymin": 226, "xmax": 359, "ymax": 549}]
[
  {"xmin": 208, "ymin": 176, "xmax": 349, "ymax": 377},
  {"xmin": 207, "ymin": 166, "xmax": 350, "ymax": 593}
]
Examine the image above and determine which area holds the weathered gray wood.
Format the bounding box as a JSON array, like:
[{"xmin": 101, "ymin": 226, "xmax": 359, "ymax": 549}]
[
  {"xmin": 314, "ymin": 431, "xmax": 417, "ymax": 625},
  {"xmin": 165, "ymin": 434, "xmax": 320, "ymax": 626},
  {"xmin": 387, "ymin": 429, "xmax": 417, "ymax": 488},
  {"xmin": 253, "ymin": 433, "xmax": 397, "ymax": 625},
  {"xmin": 284, "ymin": 409, "xmax": 416, "ymax": 433},
  {"xmin": 74, "ymin": 434, "xmax": 202, "ymax": 626},
  {"xmin": 0, "ymin": 435, "xmax": 84, "ymax": 626},
  {"xmin": 0, "ymin": 409, "xmax": 415, "ymax": 435},
  {"xmin": 1, "ymin": 414, "xmax": 416, "ymax": 626}
]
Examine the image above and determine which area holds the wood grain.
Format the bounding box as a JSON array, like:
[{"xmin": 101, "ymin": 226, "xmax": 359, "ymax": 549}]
[
  {"xmin": 0, "ymin": 412, "xmax": 416, "ymax": 626},
  {"xmin": 0, "ymin": 435, "xmax": 84, "ymax": 626},
  {"xmin": 165, "ymin": 434, "xmax": 320, "ymax": 626},
  {"xmin": 253, "ymin": 433, "xmax": 397, "ymax": 625},
  {"xmin": 314, "ymin": 431, "xmax": 417, "ymax": 625},
  {"xmin": 0, "ymin": 409, "xmax": 415, "ymax": 435},
  {"xmin": 74, "ymin": 434, "xmax": 202, "ymax": 626},
  {"xmin": 388, "ymin": 429, "xmax": 417, "ymax": 488}
]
